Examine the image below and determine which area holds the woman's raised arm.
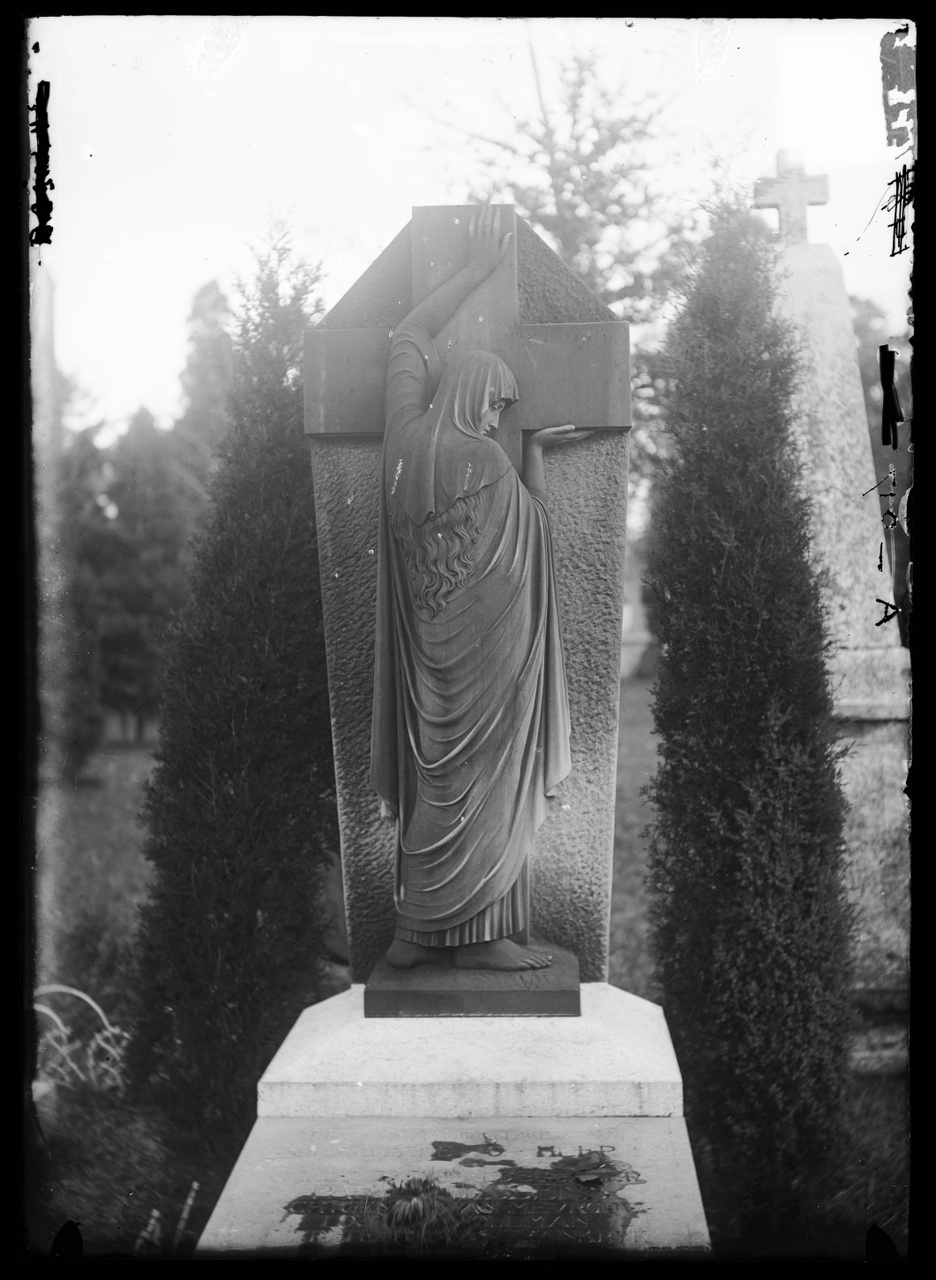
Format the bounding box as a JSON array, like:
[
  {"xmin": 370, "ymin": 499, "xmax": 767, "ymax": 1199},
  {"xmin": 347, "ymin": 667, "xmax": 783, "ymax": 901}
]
[{"xmin": 401, "ymin": 205, "xmax": 512, "ymax": 340}]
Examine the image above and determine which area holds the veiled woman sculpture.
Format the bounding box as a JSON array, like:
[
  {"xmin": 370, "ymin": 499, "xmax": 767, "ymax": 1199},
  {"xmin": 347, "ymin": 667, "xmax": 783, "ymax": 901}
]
[{"xmin": 371, "ymin": 207, "xmax": 589, "ymax": 972}]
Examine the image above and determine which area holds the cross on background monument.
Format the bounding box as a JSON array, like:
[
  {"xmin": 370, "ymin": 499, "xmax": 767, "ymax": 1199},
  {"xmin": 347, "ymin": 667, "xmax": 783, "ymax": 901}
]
[
  {"xmin": 753, "ymin": 149, "xmax": 829, "ymax": 245},
  {"xmin": 305, "ymin": 205, "xmax": 630, "ymax": 470}
]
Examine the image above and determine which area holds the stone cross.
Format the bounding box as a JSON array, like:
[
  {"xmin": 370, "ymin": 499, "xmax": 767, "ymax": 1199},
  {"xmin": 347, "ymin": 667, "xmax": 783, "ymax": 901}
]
[
  {"xmin": 305, "ymin": 205, "xmax": 630, "ymax": 471},
  {"xmin": 753, "ymin": 150, "xmax": 829, "ymax": 245}
]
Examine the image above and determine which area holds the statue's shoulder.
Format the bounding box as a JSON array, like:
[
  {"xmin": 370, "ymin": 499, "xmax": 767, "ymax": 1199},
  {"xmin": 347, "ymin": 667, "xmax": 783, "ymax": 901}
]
[
  {"xmin": 481, "ymin": 434, "xmax": 508, "ymax": 457},
  {"xmin": 467, "ymin": 435, "xmax": 515, "ymax": 477}
]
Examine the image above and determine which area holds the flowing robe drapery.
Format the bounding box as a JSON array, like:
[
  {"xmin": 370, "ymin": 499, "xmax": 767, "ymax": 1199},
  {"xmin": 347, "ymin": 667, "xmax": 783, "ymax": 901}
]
[{"xmin": 371, "ymin": 321, "xmax": 571, "ymax": 944}]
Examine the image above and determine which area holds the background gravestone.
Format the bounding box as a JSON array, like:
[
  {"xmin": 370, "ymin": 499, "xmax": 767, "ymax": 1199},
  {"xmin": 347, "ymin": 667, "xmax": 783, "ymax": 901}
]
[
  {"xmin": 306, "ymin": 208, "xmax": 631, "ymax": 983},
  {"xmin": 757, "ymin": 154, "xmax": 910, "ymax": 1056}
]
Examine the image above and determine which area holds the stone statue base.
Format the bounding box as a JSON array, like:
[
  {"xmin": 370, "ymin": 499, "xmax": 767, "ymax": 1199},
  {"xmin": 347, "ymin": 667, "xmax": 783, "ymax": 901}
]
[
  {"xmin": 197, "ymin": 983, "xmax": 710, "ymax": 1257},
  {"xmin": 364, "ymin": 941, "xmax": 580, "ymax": 1017}
]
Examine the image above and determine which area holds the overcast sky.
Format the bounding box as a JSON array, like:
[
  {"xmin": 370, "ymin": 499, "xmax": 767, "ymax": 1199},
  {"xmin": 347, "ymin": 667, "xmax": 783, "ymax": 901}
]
[{"xmin": 28, "ymin": 17, "xmax": 913, "ymax": 434}]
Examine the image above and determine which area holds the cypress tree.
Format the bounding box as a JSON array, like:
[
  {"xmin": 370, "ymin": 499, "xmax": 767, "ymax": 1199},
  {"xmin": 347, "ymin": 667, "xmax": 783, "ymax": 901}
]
[
  {"xmin": 170, "ymin": 280, "xmax": 235, "ymax": 545},
  {"xmin": 645, "ymin": 202, "xmax": 855, "ymax": 1235},
  {"xmin": 128, "ymin": 232, "xmax": 337, "ymax": 1128}
]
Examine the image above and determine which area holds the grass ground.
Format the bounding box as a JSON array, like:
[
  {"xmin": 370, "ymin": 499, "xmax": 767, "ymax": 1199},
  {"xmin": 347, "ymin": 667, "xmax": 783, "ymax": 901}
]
[
  {"xmin": 29, "ymin": 741, "xmax": 251, "ymax": 1257},
  {"xmin": 26, "ymin": 680, "xmax": 909, "ymax": 1258},
  {"xmin": 609, "ymin": 676, "xmax": 657, "ymax": 999},
  {"xmin": 36, "ymin": 745, "xmax": 154, "ymax": 1022}
]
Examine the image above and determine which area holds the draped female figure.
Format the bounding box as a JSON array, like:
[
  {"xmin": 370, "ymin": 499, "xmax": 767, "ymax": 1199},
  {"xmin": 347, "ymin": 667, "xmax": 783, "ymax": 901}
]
[{"xmin": 370, "ymin": 206, "xmax": 587, "ymax": 971}]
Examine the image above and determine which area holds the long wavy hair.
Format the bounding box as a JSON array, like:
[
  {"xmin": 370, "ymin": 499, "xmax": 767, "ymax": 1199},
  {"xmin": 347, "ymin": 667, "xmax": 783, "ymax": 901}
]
[{"xmin": 390, "ymin": 490, "xmax": 483, "ymax": 618}]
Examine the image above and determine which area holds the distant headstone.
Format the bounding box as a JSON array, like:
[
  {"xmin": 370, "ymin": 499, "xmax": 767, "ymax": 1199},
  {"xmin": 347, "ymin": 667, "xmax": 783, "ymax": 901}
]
[{"xmin": 755, "ymin": 159, "xmax": 910, "ymax": 1063}]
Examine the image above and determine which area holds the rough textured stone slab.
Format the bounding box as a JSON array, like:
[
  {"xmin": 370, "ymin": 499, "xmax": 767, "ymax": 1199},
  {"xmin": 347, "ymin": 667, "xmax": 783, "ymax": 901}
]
[
  {"xmin": 258, "ymin": 983, "xmax": 681, "ymax": 1120},
  {"xmin": 307, "ymin": 207, "xmax": 629, "ymax": 985},
  {"xmin": 363, "ymin": 944, "xmax": 580, "ymax": 1018},
  {"xmin": 197, "ymin": 1114, "xmax": 710, "ymax": 1258}
]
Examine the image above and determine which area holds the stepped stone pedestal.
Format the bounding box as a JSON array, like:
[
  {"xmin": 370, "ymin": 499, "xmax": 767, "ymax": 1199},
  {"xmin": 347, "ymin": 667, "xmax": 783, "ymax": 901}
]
[{"xmin": 197, "ymin": 983, "xmax": 710, "ymax": 1257}]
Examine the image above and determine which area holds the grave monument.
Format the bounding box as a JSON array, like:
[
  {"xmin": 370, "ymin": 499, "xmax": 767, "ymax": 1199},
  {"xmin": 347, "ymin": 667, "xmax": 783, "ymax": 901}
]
[
  {"xmin": 197, "ymin": 205, "xmax": 710, "ymax": 1256},
  {"xmin": 755, "ymin": 153, "xmax": 910, "ymax": 1072}
]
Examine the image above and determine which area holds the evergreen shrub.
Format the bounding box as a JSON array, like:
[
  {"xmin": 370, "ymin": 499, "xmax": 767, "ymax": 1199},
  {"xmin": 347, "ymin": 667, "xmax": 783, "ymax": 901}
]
[
  {"xmin": 128, "ymin": 234, "xmax": 338, "ymax": 1127},
  {"xmin": 645, "ymin": 202, "xmax": 855, "ymax": 1232}
]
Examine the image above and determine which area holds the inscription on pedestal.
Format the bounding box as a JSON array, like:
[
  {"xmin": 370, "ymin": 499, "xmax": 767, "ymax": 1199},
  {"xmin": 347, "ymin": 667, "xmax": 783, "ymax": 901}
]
[{"xmin": 279, "ymin": 1136, "xmax": 650, "ymax": 1256}]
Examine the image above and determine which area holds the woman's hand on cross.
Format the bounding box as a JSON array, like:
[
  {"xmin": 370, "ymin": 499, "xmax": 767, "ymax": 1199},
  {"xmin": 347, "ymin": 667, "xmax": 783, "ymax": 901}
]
[
  {"xmin": 467, "ymin": 204, "xmax": 513, "ymax": 280},
  {"xmin": 525, "ymin": 425, "xmax": 594, "ymax": 449}
]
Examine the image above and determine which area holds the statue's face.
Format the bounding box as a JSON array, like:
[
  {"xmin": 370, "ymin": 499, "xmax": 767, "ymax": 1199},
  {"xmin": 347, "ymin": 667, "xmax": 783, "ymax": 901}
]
[{"xmin": 480, "ymin": 397, "xmax": 509, "ymax": 436}]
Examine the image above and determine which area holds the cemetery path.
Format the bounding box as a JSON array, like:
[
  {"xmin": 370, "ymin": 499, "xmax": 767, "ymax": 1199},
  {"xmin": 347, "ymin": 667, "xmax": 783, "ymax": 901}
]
[{"xmin": 609, "ymin": 676, "xmax": 657, "ymax": 999}]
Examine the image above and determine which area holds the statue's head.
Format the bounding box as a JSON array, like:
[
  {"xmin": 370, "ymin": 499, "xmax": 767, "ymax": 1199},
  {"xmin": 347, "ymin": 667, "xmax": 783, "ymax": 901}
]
[
  {"xmin": 480, "ymin": 395, "xmax": 510, "ymax": 437},
  {"xmin": 435, "ymin": 349, "xmax": 518, "ymax": 439}
]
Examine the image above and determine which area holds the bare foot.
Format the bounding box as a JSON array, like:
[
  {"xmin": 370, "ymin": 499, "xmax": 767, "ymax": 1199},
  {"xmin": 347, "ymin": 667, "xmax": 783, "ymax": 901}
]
[
  {"xmin": 385, "ymin": 939, "xmax": 451, "ymax": 968},
  {"xmin": 453, "ymin": 939, "xmax": 553, "ymax": 971}
]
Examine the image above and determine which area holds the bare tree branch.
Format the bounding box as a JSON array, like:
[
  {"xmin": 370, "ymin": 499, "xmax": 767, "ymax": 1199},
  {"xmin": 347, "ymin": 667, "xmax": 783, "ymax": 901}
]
[
  {"xmin": 526, "ymin": 29, "xmax": 566, "ymax": 224},
  {"xmin": 396, "ymin": 89, "xmax": 531, "ymax": 161}
]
